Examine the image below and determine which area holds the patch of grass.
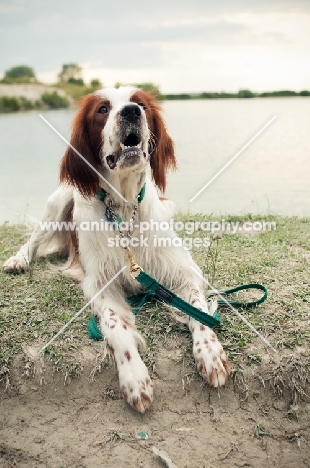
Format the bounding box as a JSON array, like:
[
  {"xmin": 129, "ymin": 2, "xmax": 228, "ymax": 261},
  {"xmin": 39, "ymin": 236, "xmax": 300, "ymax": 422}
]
[
  {"xmin": 253, "ymin": 423, "xmax": 270, "ymax": 438},
  {"xmin": 0, "ymin": 215, "xmax": 309, "ymax": 398}
]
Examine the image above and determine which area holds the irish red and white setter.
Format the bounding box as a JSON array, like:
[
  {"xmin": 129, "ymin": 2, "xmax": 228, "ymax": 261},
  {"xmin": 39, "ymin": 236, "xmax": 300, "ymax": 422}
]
[{"xmin": 3, "ymin": 87, "xmax": 230, "ymax": 412}]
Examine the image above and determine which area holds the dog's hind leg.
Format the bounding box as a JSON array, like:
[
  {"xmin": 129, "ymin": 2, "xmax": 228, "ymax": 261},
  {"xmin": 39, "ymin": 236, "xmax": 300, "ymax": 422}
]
[{"xmin": 3, "ymin": 185, "xmax": 74, "ymax": 274}]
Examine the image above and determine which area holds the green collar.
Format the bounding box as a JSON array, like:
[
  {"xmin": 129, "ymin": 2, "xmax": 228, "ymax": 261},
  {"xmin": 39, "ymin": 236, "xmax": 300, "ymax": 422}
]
[{"xmin": 96, "ymin": 182, "xmax": 146, "ymax": 204}]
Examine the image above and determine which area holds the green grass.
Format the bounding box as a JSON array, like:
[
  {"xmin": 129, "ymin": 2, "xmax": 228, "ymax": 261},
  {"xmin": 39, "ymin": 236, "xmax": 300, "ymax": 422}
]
[{"xmin": 0, "ymin": 215, "xmax": 309, "ymax": 398}]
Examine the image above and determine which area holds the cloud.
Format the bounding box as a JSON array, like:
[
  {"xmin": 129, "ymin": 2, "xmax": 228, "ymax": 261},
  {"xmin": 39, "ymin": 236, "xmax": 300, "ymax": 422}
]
[{"xmin": 1, "ymin": 0, "xmax": 310, "ymax": 91}]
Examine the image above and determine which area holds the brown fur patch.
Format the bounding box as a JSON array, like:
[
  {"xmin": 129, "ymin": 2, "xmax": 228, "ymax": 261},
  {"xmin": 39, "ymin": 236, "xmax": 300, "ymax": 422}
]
[
  {"xmin": 223, "ymin": 359, "xmax": 231, "ymax": 374},
  {"xmin": 124, "ymin": 351, "xmax": 131, "ymax": 361},
  {"xmin": 196, "ymin": 358, "xmax": 206, "ymax": 374},
  {"xmin": 141, "ymin": 392, "xmax": 151, "ymax": 403},
  {"xmin": 132, "ymin": 397, "xmax": 140, "ymax": 411},
  {"xmin": 208, "ymin": 368, "xmax": 217, "ymax": 385}
]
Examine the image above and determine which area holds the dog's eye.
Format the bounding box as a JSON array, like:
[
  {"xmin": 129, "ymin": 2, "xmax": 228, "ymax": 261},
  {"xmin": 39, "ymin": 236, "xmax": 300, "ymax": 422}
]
[
  {"xmin": 138, "ymin": 102, "xmax": 147, "ymax": 110},
  {"xmin": 98, "ymin": 105, "xmax": 108, "ymax": 114}
]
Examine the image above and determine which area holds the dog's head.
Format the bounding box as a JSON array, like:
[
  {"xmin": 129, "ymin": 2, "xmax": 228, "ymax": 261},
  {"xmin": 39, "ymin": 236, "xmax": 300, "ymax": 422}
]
[{"xmin": 60, "ymin": 87, "xmax": 176, "ymax": 197}]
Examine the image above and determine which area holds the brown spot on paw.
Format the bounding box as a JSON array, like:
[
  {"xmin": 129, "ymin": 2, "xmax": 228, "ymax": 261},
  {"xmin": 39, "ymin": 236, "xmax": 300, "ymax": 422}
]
[
  {"xmin": 195, "ymin": 341, "xmax": 200, "ymax": 346},
  {"xmin": 200, "ymin": 325, "xmax": 206, "ymax": 331},
  {"xmin": 197, "ymin": 348, "xmax": 202, "ymax": 354},
  {"xmin": 141, "ymin": 392, "xmax": 152, "ymax": 404},
  {"xmin": 223, "ymin": 358, "xmax": 231, "ymax": 374},
  {"xmin": 124, "ymin": 351, "xmax": 131, "ymax": 361},
  {"xmin": 132, "ymin": 397, "xmax": 140, "ymax": 411},
  {"xmin": 196, "ymin": 358, "xmax": 206, "ymax": 374},
  {"xmin": 122, "ymin": 324, "xmax": 127, "ymax": 330},
  {"xmin": 208, "ymin": 368, "xmax": 217, "ymax": 386},
  {"xmin": 131, "ymin": 392, "xmax": 152, "ymax": 413}
]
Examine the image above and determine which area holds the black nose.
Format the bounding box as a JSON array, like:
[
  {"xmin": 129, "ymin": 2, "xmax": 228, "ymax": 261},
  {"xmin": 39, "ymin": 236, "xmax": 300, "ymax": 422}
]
[{"xmin": 120, "ymin": 104, "xmax": 141, "ymax": 123}]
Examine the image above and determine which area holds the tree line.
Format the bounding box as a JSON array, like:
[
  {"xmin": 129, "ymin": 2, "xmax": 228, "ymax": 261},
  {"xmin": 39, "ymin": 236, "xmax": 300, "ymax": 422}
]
[{"xmin": 0, "ymin": 64, "xmax": 309, "ymax": 113}]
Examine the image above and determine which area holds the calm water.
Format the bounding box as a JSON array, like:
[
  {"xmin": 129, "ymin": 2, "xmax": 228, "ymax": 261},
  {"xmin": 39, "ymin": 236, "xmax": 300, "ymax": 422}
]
[{"xmin": 0, "ymin": 98, "xmax": 309, "ymax": 224}]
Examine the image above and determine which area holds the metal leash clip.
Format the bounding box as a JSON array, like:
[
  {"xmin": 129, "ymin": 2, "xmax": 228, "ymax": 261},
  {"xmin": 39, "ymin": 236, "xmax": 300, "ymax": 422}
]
[{"xmin": 125, "ymin": 246, "xmax": 143, "ymax": 279}]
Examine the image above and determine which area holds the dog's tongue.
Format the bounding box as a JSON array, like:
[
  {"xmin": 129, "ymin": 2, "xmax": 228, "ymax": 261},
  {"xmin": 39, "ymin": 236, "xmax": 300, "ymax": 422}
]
[{"xmin": 106, "ymin": 152, "xmax": 120, "ymax": 169}]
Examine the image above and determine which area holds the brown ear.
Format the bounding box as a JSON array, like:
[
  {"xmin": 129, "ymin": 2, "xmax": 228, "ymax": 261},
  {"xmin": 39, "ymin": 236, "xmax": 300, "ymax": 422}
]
[
  {"xmin": 59, "ymin": 94, "xmax": 101, "ymax": 198},
  {"xmin": 148, "ymin": 98, "xmax": 177, "ymax": 193}
]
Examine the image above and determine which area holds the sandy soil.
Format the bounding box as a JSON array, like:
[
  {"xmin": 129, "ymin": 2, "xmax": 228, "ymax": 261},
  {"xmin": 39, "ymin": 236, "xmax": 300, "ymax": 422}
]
[{"xmin": 0, "ymin": 340, "xmax": 309, "ymax": 468}]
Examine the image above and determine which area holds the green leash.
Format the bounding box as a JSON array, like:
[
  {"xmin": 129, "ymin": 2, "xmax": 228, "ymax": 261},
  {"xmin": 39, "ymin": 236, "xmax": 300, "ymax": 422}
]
[{"xmin": 87, "ymin": 248, "xmax": 268, "ymax": 340}]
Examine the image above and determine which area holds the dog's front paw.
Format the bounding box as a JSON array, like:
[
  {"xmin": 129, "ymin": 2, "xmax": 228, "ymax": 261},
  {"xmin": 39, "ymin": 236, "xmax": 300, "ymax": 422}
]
[
  {"xmin": 119, "ymin": 357, "xmax": 153, "ymax": 413},
  {"xmin": 3, "ymin": 254, "xmax": 28, "ymax": 274},
  {"xmin": 193, "ymin": 327, "xmax": 230, "ymax": 387}
]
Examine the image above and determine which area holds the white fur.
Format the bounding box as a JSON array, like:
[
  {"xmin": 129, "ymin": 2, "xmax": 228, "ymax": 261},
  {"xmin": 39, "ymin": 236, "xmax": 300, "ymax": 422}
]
[{"xmin": 3, "ymin": 87, "xmax": 230, "ymax": 412}]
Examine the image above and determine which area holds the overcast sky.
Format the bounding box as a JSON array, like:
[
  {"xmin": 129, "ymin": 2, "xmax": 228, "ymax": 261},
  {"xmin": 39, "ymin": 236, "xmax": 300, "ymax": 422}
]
[{"xmin": 1, "ymin": 0, "xmax": 309, "ymax": 93}]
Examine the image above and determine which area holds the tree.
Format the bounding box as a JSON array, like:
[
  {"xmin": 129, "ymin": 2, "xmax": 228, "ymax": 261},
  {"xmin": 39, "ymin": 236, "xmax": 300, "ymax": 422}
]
[
  {"xmin": 134, "ymin": 82, "xmax": 161, "ymax": 98},
  {"xmin": 90, "ymin": 79, "xmax": 102, "ymax": 89},
  {"xmin": 41, "ymin": 91, "xmax": 69, "ymax": 109},
  {"xmin": 238, "ymin": 89, "xmax": 255, "ymax": 98},
  {"xmin": 58, "ymin": 63, "xmax": 83, "ymax": 83},
  {"xmin": 3, "ymin": 65, "xmax": 36, "ymax": 82}
]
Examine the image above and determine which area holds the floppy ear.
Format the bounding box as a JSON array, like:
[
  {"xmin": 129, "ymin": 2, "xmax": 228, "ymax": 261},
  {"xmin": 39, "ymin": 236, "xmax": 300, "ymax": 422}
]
[
  {"xmin": 148, "ymin": 97, "xmax": 177, "ymax": 193},
  {"xmin": 59, "ymin": 94, "xmax": 101, "ymax": 198}
]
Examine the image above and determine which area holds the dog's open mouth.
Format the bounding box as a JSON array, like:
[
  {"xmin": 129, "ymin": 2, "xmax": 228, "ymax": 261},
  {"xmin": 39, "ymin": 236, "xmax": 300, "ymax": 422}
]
[{"xmin": 106, "ymin": 133, "xmax": 146, "ymax": 170}]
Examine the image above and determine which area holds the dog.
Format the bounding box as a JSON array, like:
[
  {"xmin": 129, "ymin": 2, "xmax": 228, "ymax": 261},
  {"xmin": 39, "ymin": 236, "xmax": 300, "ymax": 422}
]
[{"xmin": 3, "ymin": 87, "xmax": 230, "ymax": 412}]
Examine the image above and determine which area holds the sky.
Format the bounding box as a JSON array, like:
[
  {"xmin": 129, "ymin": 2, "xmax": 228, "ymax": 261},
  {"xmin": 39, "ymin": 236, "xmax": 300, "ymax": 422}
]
[{"xmin": 0, "ymin": 0, "xmax": 310, "ymax": 93}]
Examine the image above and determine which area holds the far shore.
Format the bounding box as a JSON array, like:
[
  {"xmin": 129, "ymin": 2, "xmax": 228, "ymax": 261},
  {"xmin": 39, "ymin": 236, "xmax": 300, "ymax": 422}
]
[{"xmin": 0, "ymin": 83, "xmax": 309, "ymax": 114}]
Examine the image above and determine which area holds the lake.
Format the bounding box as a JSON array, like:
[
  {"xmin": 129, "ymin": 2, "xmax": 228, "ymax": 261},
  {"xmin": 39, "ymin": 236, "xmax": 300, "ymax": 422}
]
[{"xmin": 0, "ymin": 97, "xmax": 309, "ymax": 224}]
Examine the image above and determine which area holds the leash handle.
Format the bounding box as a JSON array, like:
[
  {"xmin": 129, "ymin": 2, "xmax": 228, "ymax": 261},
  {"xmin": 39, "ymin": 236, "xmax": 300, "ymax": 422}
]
[{"xmin": 215, "ymin": 283, "xmax": 268, "ymax": 308}]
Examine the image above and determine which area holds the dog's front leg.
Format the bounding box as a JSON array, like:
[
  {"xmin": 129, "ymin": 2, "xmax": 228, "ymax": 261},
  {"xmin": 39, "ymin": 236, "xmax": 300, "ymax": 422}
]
[
  {"xmin": 95, "ymin": 296, "xmax": 153, "ymax": 413},
  {"xmin": 177, "ymin": 281, "xmax": 231, "ymax": 387}
]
